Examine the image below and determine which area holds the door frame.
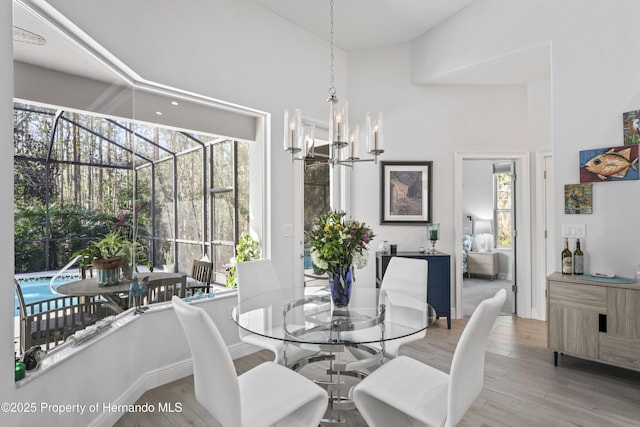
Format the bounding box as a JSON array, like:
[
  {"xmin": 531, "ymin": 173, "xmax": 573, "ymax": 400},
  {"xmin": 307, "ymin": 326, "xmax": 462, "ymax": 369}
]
[
  {"xmin": 534, "ymin": 151, "xmax": 553, "ymax": 321},
  {"xmin": 454, "ymin": 151, "xmax": 532, "ymax": 319}
]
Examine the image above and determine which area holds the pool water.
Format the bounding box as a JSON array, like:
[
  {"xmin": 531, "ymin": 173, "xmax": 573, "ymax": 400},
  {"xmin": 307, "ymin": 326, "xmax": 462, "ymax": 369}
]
[{"xmin": 14, "ymin": 277, "xmax": 79, "ymax": 317}]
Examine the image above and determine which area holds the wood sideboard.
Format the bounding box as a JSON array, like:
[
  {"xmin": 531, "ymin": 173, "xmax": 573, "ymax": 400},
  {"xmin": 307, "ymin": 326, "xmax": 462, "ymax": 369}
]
[
  {"xmin": 376, "ymin": 251, "xmax": 451, "ymax": 329},
  {"xmin": 547, "ymin": 272, "xmax": 640, "ymax": 371}
]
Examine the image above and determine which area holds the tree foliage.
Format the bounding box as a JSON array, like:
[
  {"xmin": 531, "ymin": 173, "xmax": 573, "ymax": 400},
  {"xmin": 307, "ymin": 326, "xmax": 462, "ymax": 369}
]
[{"xmin": 14, "ymin": 103, "xmax": 250, "ymax": 277}]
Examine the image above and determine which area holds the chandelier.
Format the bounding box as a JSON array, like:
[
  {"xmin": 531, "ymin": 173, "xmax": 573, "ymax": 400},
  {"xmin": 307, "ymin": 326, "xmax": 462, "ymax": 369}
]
[{"xmin": 283, "ymin": 0, "xmax": 384, "ymax": 165}]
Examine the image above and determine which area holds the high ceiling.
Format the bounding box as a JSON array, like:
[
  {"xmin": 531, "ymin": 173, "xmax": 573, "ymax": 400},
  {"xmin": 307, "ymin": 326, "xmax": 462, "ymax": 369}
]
[
  {"xmin": 12, "ymin": 0, "xmax": 547, "ymax": 88},
  {"xmin": 13, "ymin": 0, "xmax": 477, "ymax": 83},
  {"xmin": 248, "ymin": 0, "xmax": 477, "ymax": 51}
]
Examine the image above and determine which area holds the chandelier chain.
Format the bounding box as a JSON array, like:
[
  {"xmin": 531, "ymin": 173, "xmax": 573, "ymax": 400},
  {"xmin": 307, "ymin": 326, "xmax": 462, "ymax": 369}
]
[{"xmin": 328, "ymin": 0, "xmax": 336, "ymax": 99}]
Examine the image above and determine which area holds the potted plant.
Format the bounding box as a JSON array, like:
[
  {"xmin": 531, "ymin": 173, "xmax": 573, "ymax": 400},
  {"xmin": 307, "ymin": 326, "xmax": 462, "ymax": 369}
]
[
  {"xmin": 226, "ymin": 233, "xmax": 261, "ymax": 288},
  {"xmin": 91, "ymin": 231, "xmax": 126, "ymax": 286}
]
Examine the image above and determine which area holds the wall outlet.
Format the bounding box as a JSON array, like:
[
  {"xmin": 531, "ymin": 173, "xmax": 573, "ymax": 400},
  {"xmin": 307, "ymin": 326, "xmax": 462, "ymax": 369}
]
[
  {"xmin": 283, "ymin": 223, "xmax": 293, "ymax": 237},
  {"xmin": 562, "ymin": 224, "xmax": 586, "ymax": 238}
]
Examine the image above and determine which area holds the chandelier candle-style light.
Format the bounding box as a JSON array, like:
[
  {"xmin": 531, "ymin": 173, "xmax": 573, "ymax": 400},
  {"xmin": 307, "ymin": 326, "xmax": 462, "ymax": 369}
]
[{"xmin": 284, "ymin": 0, "xmax": 384, "ymax": 165}]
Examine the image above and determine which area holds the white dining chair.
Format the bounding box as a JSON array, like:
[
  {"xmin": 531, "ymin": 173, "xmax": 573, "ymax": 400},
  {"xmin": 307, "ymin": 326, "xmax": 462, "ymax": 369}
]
[
  {"xmin": 379, "ymin": 256, "xmax": 428, "ymax": 358},
  {"xmin": 236, "ymin": 259, "xmax": 315, "ymax": 366},
  {"xmin": 352, "ymin": 288, "xmax": 507, "ymax": 427},
  {"xmin": 172, "ymin": 296, "xmax": 327, "ymax": 427}
]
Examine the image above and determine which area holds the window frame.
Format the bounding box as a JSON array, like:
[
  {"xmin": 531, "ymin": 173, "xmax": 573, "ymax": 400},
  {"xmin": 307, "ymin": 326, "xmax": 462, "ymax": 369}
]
[{"xmin": 493, "ymin": 163, "xmax": 513, "ymax": 249}]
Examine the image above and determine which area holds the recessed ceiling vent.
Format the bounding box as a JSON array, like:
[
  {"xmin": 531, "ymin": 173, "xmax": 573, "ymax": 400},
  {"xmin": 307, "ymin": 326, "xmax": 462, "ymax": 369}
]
[{"xmin": 13, "ymin": 26, "xmax": 46, "ymax": 45}]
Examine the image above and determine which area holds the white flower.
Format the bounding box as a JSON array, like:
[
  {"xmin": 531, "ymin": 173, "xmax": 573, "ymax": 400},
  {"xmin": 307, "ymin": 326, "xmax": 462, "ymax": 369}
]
[
  {"xmin": 310, "ymin": 248, "xmax": 328, "ymax": 270},
  {"xmin": 352, "ymin": 249, "xmax": 369, "ymax": 269}
]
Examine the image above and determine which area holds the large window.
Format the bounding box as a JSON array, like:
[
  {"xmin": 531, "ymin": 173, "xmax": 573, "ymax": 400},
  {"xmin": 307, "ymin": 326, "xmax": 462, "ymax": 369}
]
[
  {"xmin": 494, "ymin": 163, "xmax": 513, "ymax": 248},
  {"xmin": 14, "ymin": 101, "xmax": 251, "ymax": 281}
]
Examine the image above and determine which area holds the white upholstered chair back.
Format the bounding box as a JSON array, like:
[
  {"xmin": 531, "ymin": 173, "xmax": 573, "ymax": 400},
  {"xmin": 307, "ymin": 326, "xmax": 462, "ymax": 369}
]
[{"xmin": 172, "ymin": 296, "xmax": 241, "ymax": 426}]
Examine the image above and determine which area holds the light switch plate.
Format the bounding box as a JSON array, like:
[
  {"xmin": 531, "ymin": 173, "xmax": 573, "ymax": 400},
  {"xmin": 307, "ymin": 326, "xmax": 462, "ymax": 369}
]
[{"xmin": 562, "ymin": 224, "xmax": 586, "ymax": 238}]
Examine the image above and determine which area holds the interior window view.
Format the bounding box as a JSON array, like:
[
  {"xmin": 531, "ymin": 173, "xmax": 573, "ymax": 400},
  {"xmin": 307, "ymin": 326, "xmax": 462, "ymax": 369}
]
[{"xmin": 4, "ymin": 1, "xmax": 640, "ymax": 426}]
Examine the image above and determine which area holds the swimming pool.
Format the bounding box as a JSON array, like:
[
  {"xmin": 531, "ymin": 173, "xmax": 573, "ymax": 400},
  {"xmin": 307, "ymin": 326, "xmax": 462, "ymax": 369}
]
[{"xmin": 14, "ymin": 276, "xmax": 80, "ymax": 317}]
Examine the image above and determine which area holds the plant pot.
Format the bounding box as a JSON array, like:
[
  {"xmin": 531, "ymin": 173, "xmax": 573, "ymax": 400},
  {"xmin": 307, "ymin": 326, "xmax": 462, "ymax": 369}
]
[{"xmin": 93, "ymin": 257, "xmax": 123, "ymax": 287}]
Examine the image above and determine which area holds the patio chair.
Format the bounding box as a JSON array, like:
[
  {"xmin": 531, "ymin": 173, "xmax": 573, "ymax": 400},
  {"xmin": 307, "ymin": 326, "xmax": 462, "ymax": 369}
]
[
  {"xmin": 144, "ymin": 274, "xmax": 187, "ymax": 304},
  {"xmin": 14, "ymin": 279, "xmax": 112, "ymax": 353},
  {"xmin": 187, "ymin": 259, "xmax": 214, "ymax": 294}
]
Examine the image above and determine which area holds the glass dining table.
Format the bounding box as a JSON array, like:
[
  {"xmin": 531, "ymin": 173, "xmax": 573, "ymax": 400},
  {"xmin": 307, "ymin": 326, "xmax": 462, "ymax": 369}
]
[{"xmin": 232, "ymin": 285, "xmax": 436, "ymax": 421}]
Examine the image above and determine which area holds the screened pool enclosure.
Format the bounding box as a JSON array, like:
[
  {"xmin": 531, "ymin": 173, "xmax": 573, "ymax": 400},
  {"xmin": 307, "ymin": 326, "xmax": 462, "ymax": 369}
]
[{"xmin": 14, "ymin": 101, "xmax": 252, "ymax": 285}]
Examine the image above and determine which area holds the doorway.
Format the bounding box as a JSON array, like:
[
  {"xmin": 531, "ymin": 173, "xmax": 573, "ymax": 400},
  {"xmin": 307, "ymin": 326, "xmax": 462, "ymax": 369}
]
[
  {"xmin": 454, "ymin": 152, "xmax": 532, "ymax": 319},
  {"xmin": 461, "ymin": 159, "xmax": 515, "ymax": 316}
]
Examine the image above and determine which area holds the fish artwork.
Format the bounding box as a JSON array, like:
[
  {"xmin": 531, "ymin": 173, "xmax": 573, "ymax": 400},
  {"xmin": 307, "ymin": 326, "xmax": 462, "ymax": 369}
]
[{"xmin": 582, "ymin": 147, "xmax": 639, "ymax": 181}]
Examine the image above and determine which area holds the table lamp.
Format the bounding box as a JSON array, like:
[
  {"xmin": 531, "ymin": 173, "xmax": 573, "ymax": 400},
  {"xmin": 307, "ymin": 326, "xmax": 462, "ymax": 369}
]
[{"xmin": 474, "ymin": 219, "xmax": 493, "ymax": 252}]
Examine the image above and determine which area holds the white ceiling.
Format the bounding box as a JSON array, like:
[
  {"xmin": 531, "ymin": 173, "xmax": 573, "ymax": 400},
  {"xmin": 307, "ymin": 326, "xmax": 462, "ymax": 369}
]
[
  {"xmin": 249, "ymin": 0, "xmax": 477, "ymax": 51},
  {"xmin": 13, "ymin": 2, "xmax": 129, "ymax": 85},
  {"xmin": 13, "ymin": 0, "xmax": 548, "ymax": 87},
  {"xmin": 12, "ymin": 0, "xmax": 477, "ymax": 84}
]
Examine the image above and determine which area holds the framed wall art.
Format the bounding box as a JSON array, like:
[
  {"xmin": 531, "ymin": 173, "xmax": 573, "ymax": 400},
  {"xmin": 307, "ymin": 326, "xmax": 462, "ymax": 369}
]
[
  {"xmin": 564, "ymin": 184, "xmax": 593, "ymax": 214},
  {"xmin": 380, "ymin": 161, "xmax": 432, "ymax": 225},
  {"xmin": 579, "ymin": 145, "xmax": 639, "ymax": 183},
  {"xmin": 623, "ymin": 110, "xmax": 640, "ymax": 145}
]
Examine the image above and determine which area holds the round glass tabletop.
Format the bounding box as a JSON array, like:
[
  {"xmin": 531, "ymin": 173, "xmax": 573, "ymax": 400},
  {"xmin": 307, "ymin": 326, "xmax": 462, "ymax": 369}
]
[{"xmin": 233, "ymin": 286, "xmax": 436, "ymax": 345}]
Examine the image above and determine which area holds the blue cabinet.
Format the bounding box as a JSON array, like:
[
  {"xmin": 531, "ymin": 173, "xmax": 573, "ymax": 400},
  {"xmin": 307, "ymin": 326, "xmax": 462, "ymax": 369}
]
[{"xmin": 376, "ymin": 251, "xmax": 451, "ymax": 329}]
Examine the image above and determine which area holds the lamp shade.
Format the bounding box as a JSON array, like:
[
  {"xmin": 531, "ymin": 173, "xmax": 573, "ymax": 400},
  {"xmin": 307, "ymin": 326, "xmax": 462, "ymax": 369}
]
[
  {"xmin": 348, "ymin": 124, "xmax": 360, "ymax": 160},
  {"xmin": 366, "ymin": 111, "xmax": 383, "ymax": 154},
  {"xmin": 330, "ymin": 99, "xmax": 348, "ymax": 146},
  {"xmin": 284, "ymin": 108, "xmax": 302, "ymax": 152},
  {"xmin": 474, "ymin": 219, "xmax": 493, "ymax": 252},
  {"xmin": 302, "ymin": 123, "xmax": 315, "ymax": 156},
  {"xmin": 474, "ymin": 220, "xmax": 492, "ymax": 235}
]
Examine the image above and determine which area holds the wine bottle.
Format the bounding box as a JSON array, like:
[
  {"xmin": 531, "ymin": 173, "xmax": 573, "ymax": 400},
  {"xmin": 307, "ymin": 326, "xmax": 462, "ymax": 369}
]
[
  {"xmin": 561, "ymin": 238, "xmax": 572, "ymax": 275},
  {"xmin": 573, "ymin": 239, "xmax": 584, "ymax": 275}
]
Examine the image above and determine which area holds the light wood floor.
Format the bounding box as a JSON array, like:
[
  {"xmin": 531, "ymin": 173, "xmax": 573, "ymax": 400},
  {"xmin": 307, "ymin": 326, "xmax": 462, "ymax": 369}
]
[{"xmin": 114, "ymin": 316, "xmax": 640, "ymax": 427}]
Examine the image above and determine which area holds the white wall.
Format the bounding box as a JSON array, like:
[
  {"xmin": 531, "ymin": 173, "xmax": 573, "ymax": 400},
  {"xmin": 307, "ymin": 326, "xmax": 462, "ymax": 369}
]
[
  {"xmin": 3, "ymin": 296, "xmax": 241, "ymax": 427},
  {"xmin": 347, "ymin": 42, "xmax": 529, "ymax": 291},
  {"xmin": 528, "ymin": 79, "xmax": 552, "ymax": 319},
  {"xmin": 463, "ymin": 160, "xmax": 494, "ymax": 227},
  {"xmin": 411, "ymin": 0, "xmax": 640, "ymax": 277}
]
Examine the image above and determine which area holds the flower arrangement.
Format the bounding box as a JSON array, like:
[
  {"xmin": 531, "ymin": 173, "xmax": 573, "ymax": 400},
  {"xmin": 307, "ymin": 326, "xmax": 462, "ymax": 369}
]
[{"xmin": 308, "ymin": 210, "xmax": 375, "ymax": 278}]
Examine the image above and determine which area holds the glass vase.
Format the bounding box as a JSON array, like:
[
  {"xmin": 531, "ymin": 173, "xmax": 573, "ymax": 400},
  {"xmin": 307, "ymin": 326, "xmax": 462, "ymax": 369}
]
[
  {"xmin": 426, "ymin": 223, "xmax": 440, "ymax": 254},
  {"xmin": 329, "ymin": 265, "xmax": 353, "ymax": 308}
]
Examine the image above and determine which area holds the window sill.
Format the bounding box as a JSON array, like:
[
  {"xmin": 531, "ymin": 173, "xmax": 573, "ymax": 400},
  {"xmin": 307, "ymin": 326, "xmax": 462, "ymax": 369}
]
[{"xmin": 15, "ymin": 289, "xmax": 238, "ymax": 388}]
